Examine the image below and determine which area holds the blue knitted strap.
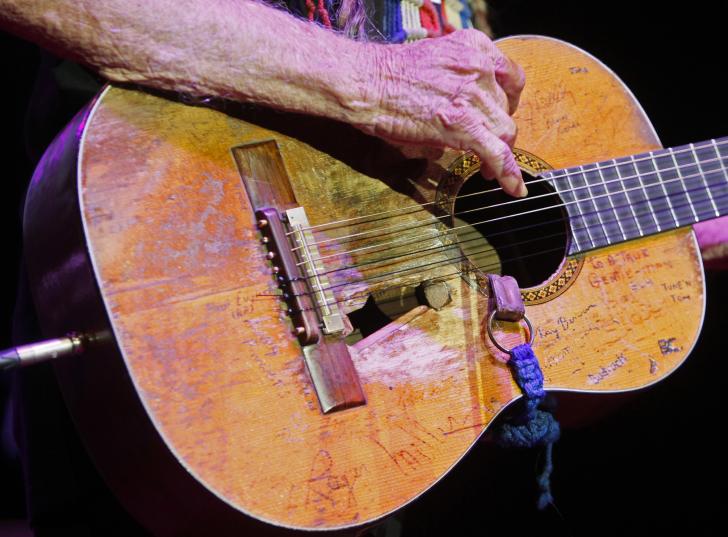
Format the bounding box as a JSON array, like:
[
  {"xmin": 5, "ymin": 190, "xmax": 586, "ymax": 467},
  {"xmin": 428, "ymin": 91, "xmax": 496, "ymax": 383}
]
[
  {"xmin": 494, "ymin": 343, "xmax": 560, "ymax": 509},
  {"xmin": 509, "ymin": 343, "xmax": 546, "ymax": 401}
]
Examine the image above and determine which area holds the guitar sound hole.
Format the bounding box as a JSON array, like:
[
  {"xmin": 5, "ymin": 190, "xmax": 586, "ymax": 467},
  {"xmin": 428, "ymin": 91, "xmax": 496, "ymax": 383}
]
[{"xmin": 453, "ymin": 170, "xmax": 569, "ymax": 288}]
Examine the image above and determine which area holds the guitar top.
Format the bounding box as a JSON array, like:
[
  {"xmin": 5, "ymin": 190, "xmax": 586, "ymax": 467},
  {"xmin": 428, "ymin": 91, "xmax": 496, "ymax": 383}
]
[{"xmin": 22, "ymin": 36, "xmax": 715, "ymax": 535}]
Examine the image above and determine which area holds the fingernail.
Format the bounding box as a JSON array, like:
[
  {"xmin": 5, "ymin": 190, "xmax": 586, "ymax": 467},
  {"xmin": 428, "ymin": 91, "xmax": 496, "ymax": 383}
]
[
  {"xmin": 503, "ymin": 174, "xmax": 528, "ymax": 197},
  {"xmin": 516, "ymin": 182, "xmax": 528, "ymax": 197}
]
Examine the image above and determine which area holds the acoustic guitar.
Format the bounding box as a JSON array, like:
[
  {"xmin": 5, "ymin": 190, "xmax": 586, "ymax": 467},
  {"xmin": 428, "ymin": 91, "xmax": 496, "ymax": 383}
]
[{"xmin": 22, "ymin": 35, "xmax": 727, "ymax": 535}]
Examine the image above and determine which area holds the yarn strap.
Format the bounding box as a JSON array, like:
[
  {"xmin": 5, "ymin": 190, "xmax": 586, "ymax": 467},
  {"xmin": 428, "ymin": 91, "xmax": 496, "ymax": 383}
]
[
  {"xmin": 494, "ymin": 343, "xmax": 560, "ymax": 509},
  {"xmin": 486, "ymin": 275, "xmax": 560, "ymax": 510}
]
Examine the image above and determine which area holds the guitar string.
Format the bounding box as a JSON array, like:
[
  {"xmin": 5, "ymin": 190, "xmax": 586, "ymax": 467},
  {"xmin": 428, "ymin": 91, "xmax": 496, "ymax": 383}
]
[
  {"xmin": 292, "ymin": 137, "xmax": 728, "ymax": 237},
  {"xmin": 293, "ymin": 180, "xmax": 572, "ymax": 254},
  {"xmin": 290, "ymin": 217, "xmax": 706, "ymax": 316},
  {"xmin": 284, "ymin": 189, "xmax": 728, "ymax": 311},
  {"xmin": 287, "ymin": 177, "xmax": 725, "ymax": 290},
  {"xmin": 289, "ymin": 230, "xmax": 566, "ymax": 293},
  {"xmin": 324, "ymin": 245, "xmax": 567, "ymax": 315},
  {"xmin": 294, "ymin": 196, "xmax": 712, "ymax": 309},
  {"xmin": 289, "ymin": 148, "xmax": 728, "ymax": 255},
  {"xmin": 274, "ymin": 243, "xmax": 566, "ymax": 315},
  {"xmin": 288, "ymin": 162, "xmax": 727, "ymax": 269},
  {"xmin": 293, "ymin": 216, "xmax": 570, "ymax": 281},
  {"xmin": 283, "ymin": 137, "xmax": 728, "ymax": 236},
  {"xmin": 291, "ymin": 147, "xmax": 728, "ymax": 254},
  {"xmin": 283, "ymin": 138, "xmax": 728, "ymax": 236}
]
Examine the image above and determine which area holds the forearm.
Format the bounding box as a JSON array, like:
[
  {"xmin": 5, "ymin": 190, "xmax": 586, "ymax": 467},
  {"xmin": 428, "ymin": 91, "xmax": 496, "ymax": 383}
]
[
  {"xmin": 0, "ymin": 0, "xmax": 375, "ymax": 124},
  {"xmin": 1, "ymin": 0, "xmax": 528, "ymax": 195}
]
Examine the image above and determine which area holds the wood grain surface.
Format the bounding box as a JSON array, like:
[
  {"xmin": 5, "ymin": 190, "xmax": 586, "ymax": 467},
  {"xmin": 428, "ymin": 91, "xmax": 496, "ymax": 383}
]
[{"xmin": 68, "ymin": 36, "xmax": 703, "ymax": 530}]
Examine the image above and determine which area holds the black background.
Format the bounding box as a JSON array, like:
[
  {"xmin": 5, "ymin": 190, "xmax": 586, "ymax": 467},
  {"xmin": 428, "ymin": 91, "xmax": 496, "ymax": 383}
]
[{"xmin": 1, "ymin": 1, "xmax": 726, "ymax": 535}]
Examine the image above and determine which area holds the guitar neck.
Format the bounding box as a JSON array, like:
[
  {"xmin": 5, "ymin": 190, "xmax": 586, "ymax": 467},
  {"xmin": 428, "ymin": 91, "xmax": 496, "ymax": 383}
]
[{"xmin": 541, "ymin": 137, "xmax": 728, "ymax": 255}]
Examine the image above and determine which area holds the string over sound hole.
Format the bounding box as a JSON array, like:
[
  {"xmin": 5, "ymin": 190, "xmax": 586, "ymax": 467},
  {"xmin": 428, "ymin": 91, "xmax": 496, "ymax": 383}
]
[{"xmin": 453, "ymin": 171, "xmax": 569, "ymax": 288}]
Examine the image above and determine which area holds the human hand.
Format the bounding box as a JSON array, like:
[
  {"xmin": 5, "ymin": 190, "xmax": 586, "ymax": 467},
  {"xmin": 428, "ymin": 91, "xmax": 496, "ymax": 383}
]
[{"xmin": 358, "ymin": 30, "xmax": 527, "ymax": 197}]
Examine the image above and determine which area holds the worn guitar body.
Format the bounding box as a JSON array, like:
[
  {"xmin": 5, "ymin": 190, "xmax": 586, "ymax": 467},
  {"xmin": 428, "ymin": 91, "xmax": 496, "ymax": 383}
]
[{"xmin": 24, "ymin": 36, "xmax": 704, "ymax": 535}]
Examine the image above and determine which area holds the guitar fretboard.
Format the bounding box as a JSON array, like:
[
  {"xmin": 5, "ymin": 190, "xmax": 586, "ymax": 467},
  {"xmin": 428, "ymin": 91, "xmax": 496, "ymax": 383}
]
[{"xmin": 541, "ymin": 137, "xmax": 728, "ymax": 255}]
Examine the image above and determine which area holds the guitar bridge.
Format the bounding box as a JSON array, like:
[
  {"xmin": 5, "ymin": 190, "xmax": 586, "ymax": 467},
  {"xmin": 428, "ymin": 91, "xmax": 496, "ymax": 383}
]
[
  {"xmin": 255, "ymin": 206, "xmax": 365, "ymax": 413},
  {"xmin": 284, "ymin": 207, "xmax": 346, "ymax": 335},
  {"xmin": 255, "ymin": 207, "xmax": 322, "ymax": 345},
  {"xmin": 236, "ymin": 141, "xmax": 365, "ymax": 413},
  {"xmin": 255, "ymin": 206, "xmax": 347, "ymax": 343}
]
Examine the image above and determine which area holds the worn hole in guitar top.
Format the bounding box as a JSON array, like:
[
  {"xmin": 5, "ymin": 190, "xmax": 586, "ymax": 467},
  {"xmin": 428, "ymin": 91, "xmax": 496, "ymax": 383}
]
[
  {"xmin": 350, "ymin": 171, "xmax": 569, "ymax": 339},
  {"xmin": 453, "ymin": 171, "xmax": 569, "ymax": 288}
]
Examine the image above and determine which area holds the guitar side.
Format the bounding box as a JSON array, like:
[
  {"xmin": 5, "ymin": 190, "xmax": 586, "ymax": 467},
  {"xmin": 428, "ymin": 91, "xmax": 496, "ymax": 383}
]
[{"xmin": 22, "ymin": 35, "xmax": 704, "ymax": 534}]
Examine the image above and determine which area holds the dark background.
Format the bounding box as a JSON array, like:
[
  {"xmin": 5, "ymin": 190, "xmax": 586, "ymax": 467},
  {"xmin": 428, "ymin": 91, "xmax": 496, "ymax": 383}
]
[{"xmin": 1, "ymin": 1, "xmax": 726, "ymax": 535}]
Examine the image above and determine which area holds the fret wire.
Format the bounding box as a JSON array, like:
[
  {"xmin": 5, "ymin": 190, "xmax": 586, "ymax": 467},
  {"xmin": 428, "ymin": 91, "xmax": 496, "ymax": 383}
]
[
  {"xmin": 668, "ymin": 146, "xmax": 698, "ymax": 223},
  {"xmin": 649, "ymin": 150, "xmax": 680, "ymax": 228},
  {"xmin": 556, "ymin": 168, "xmax": 728, "ymax": 247},
  {"xmin": 578, "ymin": 164, "xmax": 609, "ymax": 245},
  {"xmin": 596, "ymin": 161, "xmax": 627, "ymax": 242},
  {"xmin": 655, "ymin": 149, "xmax": 696, "ymax": 227},
  {"xmin": 630, "ymin": 154, "xmax": 661, "ymax": 232},
  {"xmin": 553, "ymin": 174, "xmax": 586, "ymax": 254},
  {"xmin": 560, "ymin": 169, "xmax": 593, "ymax": 250},
  {"xmin": 619, "ymin": 156, "xmax": 657, "ymax": 236},
  {"xmin": 707, "ymin": 140, "xmax": 728, "ymax": 218},
  {"xmin": 565, "ymin": 189, "xmax": 728, "ymax": 257},
  {"xmin": 563, "ymin": 189, "xmax": 728, "ymax": 261},
  {"xmin": 613, "ymin": 158, "xmax": 644, "ymax": 237},
  {"xmin": 568, "ymin": 170, "xmax": 594, "ymax": 248},
  {"xmin": 546, "ymin": 138, "xmax": 728, "ymax": 180},
  {"xmin": 684, "ymin": 143, "xmax": 722, "ymax": 220}
]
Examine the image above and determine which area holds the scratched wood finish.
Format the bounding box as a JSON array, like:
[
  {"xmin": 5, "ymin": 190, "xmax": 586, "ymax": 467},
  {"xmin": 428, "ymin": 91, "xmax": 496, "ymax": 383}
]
[
  {"xmin": 498, "ymin": 37, "xmax": 702, "ymax": 390},
  {"xmin": 72, "ymin": 36, "xmax": 703, "ymax": 531}
]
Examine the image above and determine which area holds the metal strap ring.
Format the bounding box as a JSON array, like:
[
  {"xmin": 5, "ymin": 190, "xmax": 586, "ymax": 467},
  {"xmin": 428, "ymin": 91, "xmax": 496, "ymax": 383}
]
[{"xmin": 486, "ymin": 310, "xmax": 534, "ymax": 354}]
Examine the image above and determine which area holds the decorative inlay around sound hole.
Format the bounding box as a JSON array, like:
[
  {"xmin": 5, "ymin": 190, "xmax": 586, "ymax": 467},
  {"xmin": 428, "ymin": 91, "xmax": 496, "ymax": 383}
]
[{"xmin": 436, "ymin": 150, "xmax": 584, "ymax": 305}]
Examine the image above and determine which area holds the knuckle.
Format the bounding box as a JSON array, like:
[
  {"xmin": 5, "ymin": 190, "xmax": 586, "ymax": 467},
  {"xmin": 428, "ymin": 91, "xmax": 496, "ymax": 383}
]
[
  {"xmin": 495, "ymin": 55, "xmax": 526, "ymax": 91},
  {"xmin": 499, "ymin": 119, "xmax": 518, "ymax": 147},
  {"xmin": 493, "ymin": 54, "xmax": 509, "ymax": 73},
  {"xmin": 435, "ymin": 101, "xmax": 469, "ymax": 130}
]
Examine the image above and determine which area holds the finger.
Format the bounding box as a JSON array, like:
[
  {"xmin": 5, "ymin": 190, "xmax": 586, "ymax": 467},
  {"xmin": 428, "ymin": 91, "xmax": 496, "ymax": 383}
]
[
  {"xmin": 476, "ymin": 70, "xmax": 511, "ymax": 116},
  {"xmin": 467, "ymin": 126, "xmax": 527, "ymax": 197},
  {"xmin": 492, "ymin": 51, "xmax": 526, "ymax": 115},
  {"xmin": 472, "ymin": 88, "xmax": 518, "ymax": 148}
]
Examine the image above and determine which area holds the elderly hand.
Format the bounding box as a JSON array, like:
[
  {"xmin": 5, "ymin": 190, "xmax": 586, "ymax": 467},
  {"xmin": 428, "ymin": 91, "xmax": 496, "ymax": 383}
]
[
  {"xmin": 1, "ymin": 2, "xmax": 524, "ymax": 195},
  {"xmin": 359, "ymin": 30, "xmax": 527, "ymax": 197}
]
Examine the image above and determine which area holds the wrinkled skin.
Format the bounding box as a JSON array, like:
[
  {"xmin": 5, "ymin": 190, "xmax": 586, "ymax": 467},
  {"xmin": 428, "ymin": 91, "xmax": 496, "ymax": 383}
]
[
  {"xmin": 363, "ymin": 30, "xmax": 527, "ymax": 197},
  {"xmin": 1, "ymin": 2, "xmax": 526, "ymax": 197}
]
